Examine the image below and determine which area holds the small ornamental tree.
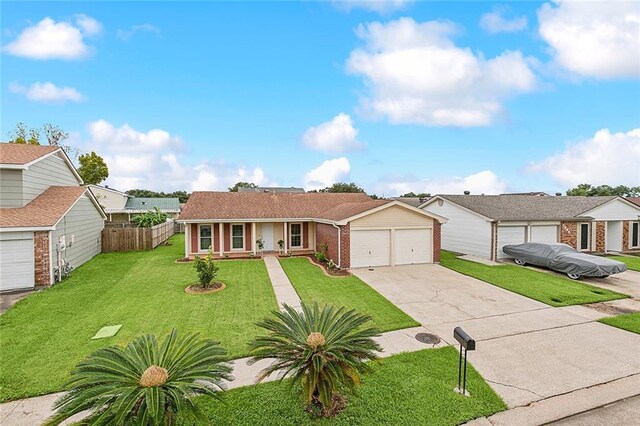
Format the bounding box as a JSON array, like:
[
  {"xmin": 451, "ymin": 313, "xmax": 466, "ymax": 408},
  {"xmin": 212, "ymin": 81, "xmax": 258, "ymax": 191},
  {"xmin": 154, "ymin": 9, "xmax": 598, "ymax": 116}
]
[{"xmin": 193, "ymin": 249, "xmax": 220, "ymax": 288}]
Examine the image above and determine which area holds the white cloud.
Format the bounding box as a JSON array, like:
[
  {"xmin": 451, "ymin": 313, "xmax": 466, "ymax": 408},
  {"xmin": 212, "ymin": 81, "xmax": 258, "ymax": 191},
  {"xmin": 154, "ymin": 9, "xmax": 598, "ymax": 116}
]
[
  {"xmin": 4, "ymin": 15, "xmax": 102, "ymax": 60},
  {"xmin": 538, "ymin": 1, "xmax": 640, "ymax": 79},
  {"xmin": 480, "ymin": 8, "xmax": 528, "ymax": 33},
  {"xmin": 9, "ymin": 81, "xmax": 84, "ymax": 103},
  {"xmin": 84, "ymin": 120, "xmax": 269, "ymax": 192},
  {"xmin": 117, "ymin": 24, "xmax": 160, "ymax": 41},
  {"xmin": 303, "ymin": 157, "xmax": 351, "ymax": 190},
  {"xmin": 332, "ymin": 0, "xmax": 413, "ymax": 14},
  {"xmin": 346, "ymin": 18, "xmax": 537, "ymax": 126},
  {"xmin": 302, "ymin": 113, "xmax": 364, "ymax": 153},
  {"xmin": 375, "ymin": 170, "xmax": 507, "ymax": 196},
  {"xmin": 528, "ymin": 128, "xmax": 640, "ymax": 187}
]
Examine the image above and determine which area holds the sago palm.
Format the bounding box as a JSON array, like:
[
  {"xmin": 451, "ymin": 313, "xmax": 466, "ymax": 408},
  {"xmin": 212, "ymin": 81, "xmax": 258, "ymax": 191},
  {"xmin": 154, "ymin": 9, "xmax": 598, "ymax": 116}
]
[
  {"xmin": 249, "ymin": 302, "xmax": 381, "ymax": 416},
  {"xmin": 45, "ymin": 329, "xmax": 232, "ymax": 426}
]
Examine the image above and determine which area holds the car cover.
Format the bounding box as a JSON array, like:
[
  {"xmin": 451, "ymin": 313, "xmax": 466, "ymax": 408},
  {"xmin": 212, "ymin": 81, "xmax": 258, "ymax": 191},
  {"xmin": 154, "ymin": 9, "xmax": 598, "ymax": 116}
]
[{"xmin": 503, "ymin": 243, "xmax": 628, "ymax": 277}]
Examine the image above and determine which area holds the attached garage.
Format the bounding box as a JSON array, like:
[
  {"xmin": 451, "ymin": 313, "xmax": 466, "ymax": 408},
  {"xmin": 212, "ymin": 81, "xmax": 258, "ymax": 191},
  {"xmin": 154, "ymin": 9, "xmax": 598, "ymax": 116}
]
[
  {"xmin": 394, "ymin": 228, "xmax": 432, "ymax": 265},
  {"xmin": 0, "ymin": 232, "xmax": 35, "ymax": 292},
  {"xmin": 350, "ymin": 230, "xmax": 391, "ymax": 268},
  {"xmin": 530, "ymin": 225, "xmax": 559, "ymax": 244},
  {"xmin": 497, "ymin": 226, "xmax": 526, "ymax": 258}
]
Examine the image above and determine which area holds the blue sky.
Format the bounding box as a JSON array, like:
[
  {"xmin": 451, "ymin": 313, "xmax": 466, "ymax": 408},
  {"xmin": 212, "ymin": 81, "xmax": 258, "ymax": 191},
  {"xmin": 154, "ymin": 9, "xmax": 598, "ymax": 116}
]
[{"xmin": 2, "ymin": 1, "xmax": 639, "ymax": 196}]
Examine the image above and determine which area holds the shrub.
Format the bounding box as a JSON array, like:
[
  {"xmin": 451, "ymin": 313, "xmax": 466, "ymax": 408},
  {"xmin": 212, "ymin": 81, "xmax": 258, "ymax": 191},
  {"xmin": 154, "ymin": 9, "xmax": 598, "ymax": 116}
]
[
  {"xmin": 45, "ymin": 329, "xmax": 232, "ymax": 426},
  {"xmin": 249, "ymin": 303, "xmax": 381, "ymax": 417},
  {"xmin": 131, "ymin": 207, "xmax": 169, "ymax": 228},
  {"xmin": 314, "ymin": 251, "xmax": 327, "ymax": 263},
  {"xmin": 193, "ymin": 249, "xmax": 219, "ymax": 288}
]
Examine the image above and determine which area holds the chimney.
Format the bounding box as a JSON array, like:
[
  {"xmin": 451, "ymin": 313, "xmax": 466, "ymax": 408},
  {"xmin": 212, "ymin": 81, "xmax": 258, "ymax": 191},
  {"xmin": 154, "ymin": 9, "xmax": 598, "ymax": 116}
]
[{"xmin": 463, "ymin": 190, "xmax": 471, "ymax": 195}]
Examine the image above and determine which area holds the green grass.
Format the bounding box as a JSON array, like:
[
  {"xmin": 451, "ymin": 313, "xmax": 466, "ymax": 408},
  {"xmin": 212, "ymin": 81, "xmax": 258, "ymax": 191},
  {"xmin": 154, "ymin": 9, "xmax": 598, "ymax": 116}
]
[
  {"xmin": 279, "ymin": 257, "xmax": 419, "ymax": 332},
  {"xmin": 0, "ymin": 234, "xmax": 278, "ymax": 402},
  {"xmin": 181, "ymin": 347, "xmax": 506, "ymax": 426},
  {"xmin": 607, "ymin": 255, "xmax": 640, "ymax": 272},
  {"xmin": 600, "ymin": 312, "xmax": 640, "ymax": 334},
  {"xmin": 440, "ymin": 251, "xmax": 629, "ymax": 307}
]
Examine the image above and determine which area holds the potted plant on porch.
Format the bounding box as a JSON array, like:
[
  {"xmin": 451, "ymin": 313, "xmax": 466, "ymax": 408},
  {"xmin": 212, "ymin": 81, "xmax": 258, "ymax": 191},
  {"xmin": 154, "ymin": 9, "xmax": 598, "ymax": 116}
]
[{"xmin": 277, "ymin": 239, "xmax": 284, "ymax": 255}]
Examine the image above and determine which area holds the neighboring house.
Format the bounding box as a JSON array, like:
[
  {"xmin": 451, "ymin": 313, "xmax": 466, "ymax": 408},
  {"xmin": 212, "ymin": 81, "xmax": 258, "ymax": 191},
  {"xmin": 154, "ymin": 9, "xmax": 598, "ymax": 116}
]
[
  {"xmin": 0, "ymin": 143, "xmax": 106, "ymax": 292},
  {"xmin": 500, "ymin": 192, "xmax": 550, "ymax": 196},
  {"xmin": 392, "ymin": 197, "xmax": 430, "ymax": 208},
  {"xmin": 421, "ymin": 195, "xmax": 640, "ymax": 261},
  {"xmin": 178, "ymin": 192, "xmax": 447, "ymax": 268},
  {"xmin": 628, "ymin": 197, "xmax": 640, "ymax": 207},
  {"xmin": 238, "ymin": 186, "xmax": 306, "ymax": 193},
  {"xmin": 88, "ymin": 185, "xmax": 180, "ymax": 223}
]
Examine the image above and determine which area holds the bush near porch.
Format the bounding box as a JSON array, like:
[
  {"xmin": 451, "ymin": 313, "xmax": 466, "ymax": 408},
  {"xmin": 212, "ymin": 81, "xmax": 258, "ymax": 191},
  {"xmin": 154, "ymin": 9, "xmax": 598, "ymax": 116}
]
[{"xmin": 0, "ymin": 234, "xmax": 278, "ymax": 402}]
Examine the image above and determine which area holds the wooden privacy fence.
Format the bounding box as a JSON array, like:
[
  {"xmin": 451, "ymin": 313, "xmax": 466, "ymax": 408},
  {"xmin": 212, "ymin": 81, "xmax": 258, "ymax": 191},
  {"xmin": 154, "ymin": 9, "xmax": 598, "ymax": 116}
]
[{"xmin": 102, "ymin": 221, "xmax": 176, "ymax": 252}]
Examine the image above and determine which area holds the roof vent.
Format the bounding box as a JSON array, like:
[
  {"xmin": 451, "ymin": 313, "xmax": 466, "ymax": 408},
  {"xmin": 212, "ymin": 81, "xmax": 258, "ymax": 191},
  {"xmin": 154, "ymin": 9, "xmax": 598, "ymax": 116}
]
[
  {"xmin": 555, "ymin": 192, "xmax": 562, "ymax": 196},
  {"xmin": 463, "ymin": 190, "xmax": 471, "ymax": 195},
  {"xmin": 105, "ymin": 185, "xmax": 109, "ymax": 188}
]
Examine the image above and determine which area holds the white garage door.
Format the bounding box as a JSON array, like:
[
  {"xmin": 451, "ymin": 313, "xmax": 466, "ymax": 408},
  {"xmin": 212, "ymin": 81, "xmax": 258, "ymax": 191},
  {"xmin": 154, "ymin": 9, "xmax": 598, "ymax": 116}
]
[
  {"xmin": 0, "ymin": 235, "xmax": 35, "ymax": 292},
  {"xmin": 497, "ymin": 226, "xmax": 526, "ymax": 259},
  {"xmin": 350, "ymin": 230, "xmax": 391, "ymax": 268},
  {"xmin": 395, "ymin": 229, "xmax": 432, "ymax": 265},
  {"xmin": 530, "ymin": 225, "xmax": 559, "ymax": 244}
]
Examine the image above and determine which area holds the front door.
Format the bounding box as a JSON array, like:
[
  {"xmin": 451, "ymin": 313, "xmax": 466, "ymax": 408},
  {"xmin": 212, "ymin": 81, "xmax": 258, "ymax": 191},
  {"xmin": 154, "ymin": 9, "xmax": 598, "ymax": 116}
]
[{"xmin": 261, "ymin": 223, "xmax": 274, "ymax": 251}]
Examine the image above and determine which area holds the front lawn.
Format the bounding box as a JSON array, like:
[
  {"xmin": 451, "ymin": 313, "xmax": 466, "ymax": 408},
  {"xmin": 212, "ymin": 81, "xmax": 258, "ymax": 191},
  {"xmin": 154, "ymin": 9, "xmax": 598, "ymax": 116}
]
[
  {"xmin": 182, "ymin": 347, "xmax": 506, "ymax": 425},
  {"xmin": 607, "ymin": 255, "xmax": 640, "ymax": 272},
  {"xmin": 600, "ymin": 312, "xmax": 640, "ymax": 334},
  {"xmin": 440, "ymin": 251, "xmax": 628, "ymax": 307},
  {"xmin": 0, "ymin": 234, "xmax": 278, "ymax": 402},
  {"xmin": 279, "ymin": 257, "xmax": 419, "ymax": 332}
]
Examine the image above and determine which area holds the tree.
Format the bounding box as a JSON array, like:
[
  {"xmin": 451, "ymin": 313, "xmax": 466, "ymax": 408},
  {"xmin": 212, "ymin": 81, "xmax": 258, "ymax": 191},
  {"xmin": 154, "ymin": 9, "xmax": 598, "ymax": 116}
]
[
  {"xmin": 126, "ymin": 189, "xmax": 190, "ymax": 203},
  {"xmin": 228, "ymin": 182, "xmax": 257, "ymax": 192},
  {"xmin": 317, "ymin": 182, "xmax": 365, "ymax": 193},
  {"xmin": 400, "ymin": 192, "xmax": 431, "ymax": 198},
  {"xmin": 45, "ymin": 329, "xmax": 232, "ymax": 426},
  {"xmin": 249, "ymin": 302, "xmax": 381, "ymax": 417},
  {"xmin": 77, "ymin": 151, "xmax": 109, "ymax": 185},
  {"xmin": 8, "ymin": 122, "xmax": 79, "ymax": 159},
  {"xmin": 566, "ymin": 184, "xmax": 640, "ymax": 197},
  {"xmin": 8, "ymin": 122, "xmax": 39, "ymax": 144},
  {"xmin": 42, "ymin": 123, "xmax": 69, "ymax": 146}
]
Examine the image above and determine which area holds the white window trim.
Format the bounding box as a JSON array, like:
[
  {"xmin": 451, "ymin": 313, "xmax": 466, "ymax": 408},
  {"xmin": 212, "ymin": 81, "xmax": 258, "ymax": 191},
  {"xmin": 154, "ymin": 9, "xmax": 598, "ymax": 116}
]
[
  {"xmin": 578, "ymin": 222, "xmax": 591, "ymax": 251},
  {"xmin": 631, "ymin": 221, "xmax": 640, "ymax": 249},
  {"xmin": 198, "ymin": 224, "xmax": 213, "ymax": 252},
  {"xmin": 289, "ymin": 222, "xmax": 303, "ymax": 248},
  {"xmin": 231, "ymin": 223, "xmax": 245, "ymax": 251}
]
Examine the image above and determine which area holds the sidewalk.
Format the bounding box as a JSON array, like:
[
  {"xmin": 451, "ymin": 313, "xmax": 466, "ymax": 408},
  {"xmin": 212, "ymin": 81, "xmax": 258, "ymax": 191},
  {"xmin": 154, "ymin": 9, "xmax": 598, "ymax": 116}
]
[{"xmin": 263, "ymin": 255, "xmax": 302, "ymax": 311}]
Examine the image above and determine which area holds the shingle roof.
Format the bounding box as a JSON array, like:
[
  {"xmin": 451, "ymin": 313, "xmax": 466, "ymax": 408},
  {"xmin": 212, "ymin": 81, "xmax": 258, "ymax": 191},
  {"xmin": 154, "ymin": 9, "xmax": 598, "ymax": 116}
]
[
  {"xmin": 178, "ymin": 192, "xmax": 384, "ymax": 221},
  {"xmin": 238, "ymin": 186, "xmax": 306, "ymax": 193},
  {"xmin": 0, "ymin": 186, "xmax": 90, "ymax": 228},
  {"xmin": 0, "ymin": 143, "xmax": 60, "ymax": 165},
  {"xmin": 628, "ymin": 197, "xmax": 640, "ymax": 207},
  {"xmin": 438, "ymin": 195, "xmax": 619, "ymax": 221},
  {"xmin": 124, "ymin": 197, "xmax": 181, "ymax": 212},
  {"xmin": 392, "ymin": 197, "xmax": 427, "ymax": 207}
]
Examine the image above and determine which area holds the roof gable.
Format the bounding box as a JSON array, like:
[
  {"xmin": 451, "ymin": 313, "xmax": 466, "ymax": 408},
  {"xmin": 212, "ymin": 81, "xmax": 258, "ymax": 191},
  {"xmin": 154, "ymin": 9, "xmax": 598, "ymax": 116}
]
[{"xmin": 0, "ymin": 143, "xmax": 59, "ymax": 166}]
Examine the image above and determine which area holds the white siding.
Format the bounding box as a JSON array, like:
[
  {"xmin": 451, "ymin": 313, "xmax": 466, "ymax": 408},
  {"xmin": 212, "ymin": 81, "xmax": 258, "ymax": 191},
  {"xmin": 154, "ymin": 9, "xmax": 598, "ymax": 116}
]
[
  {"xmin": 0, "ymin": 169, "xmax": 23, "ymax": 207},
  {"xmin": 52, "ymin": 195, "xmax": 104, "ymax": 270},
  {"xmin": 22, "ymin": 153, "xmax": 79, "ymax": 204},
  {"xmin": 423, "ymin": 200, "xmax": 492, "ymax": 259},
  {"xmin": 89, "ymin": 186, "xmax": 129, "ymax": 210},
  {"xmin": 0, "ymin": 232, "xmax": 35, "ymax": 292},
  {"xmin": 584, "ymin": 199, "xmax": 640, "ymax": 221}
]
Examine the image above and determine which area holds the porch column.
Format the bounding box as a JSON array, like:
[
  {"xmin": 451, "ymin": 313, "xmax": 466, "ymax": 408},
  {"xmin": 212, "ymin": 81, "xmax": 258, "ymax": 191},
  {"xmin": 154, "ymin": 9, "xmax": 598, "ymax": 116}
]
[
  {"xmin": 218, "ymin": 222, "xmax": 224, "ymax": 256},
  {"xmin": 283, "ymin": 222, "xmax": 288, "ymax": 252},
  {"xmin": 184, "ymin": 223, "xmax": 189, "ymax": 257},
  {"xmin": 252, "ymin": 222, "xmax": 257, "ymax": 254}
]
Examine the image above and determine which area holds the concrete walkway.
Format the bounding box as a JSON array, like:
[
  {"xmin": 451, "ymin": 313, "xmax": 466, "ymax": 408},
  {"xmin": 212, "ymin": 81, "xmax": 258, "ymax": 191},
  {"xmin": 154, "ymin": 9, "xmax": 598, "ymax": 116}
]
[{"xmin": 263, "ymin": 255, "xmax": 302, "ymax": 311}]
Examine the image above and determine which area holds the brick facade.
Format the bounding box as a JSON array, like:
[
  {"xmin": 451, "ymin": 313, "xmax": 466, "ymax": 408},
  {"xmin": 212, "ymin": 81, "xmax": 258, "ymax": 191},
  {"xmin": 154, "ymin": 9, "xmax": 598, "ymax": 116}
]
[
  {"xmin": 622, "ymin": 221, "xmax": 629, "ymax": 251},
  {"xmin": 433, "ymin": 221, "xmax": 441, "ymax": 263},
  {"xmin": 490, "ymin": 222, "xmax": 498, "ymax": 261},
  {"xmin": 34, "ymin": 231, "xmax": 51, "ymax": 286},
  {"xmin": 560, "ymin": 222, "xmax": 578, "ymax": 249},
  {"xmin": 595, "ymin": 221, "xmax": 606, "ymax": 253},
  {"xmin": 339, "ymin": 223, "xmax": 351, "ymax": 268},
  {"xmin": 316, "ymin": 222, "xmax": 339, "ymax": 264}
]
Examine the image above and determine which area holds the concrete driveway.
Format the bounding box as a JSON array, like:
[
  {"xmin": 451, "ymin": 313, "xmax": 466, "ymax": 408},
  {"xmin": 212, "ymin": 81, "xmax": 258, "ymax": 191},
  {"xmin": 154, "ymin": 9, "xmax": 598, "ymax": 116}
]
[{"xmin": 353, "ymin": 264, "xmax": 640, "ymax": 408}]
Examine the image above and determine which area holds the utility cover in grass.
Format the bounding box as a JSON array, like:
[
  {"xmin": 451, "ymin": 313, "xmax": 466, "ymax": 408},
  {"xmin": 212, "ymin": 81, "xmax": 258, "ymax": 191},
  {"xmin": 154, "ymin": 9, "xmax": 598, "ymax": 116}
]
[{"xmin": 91, "ymin": 325, "xmax": 122, "ymax": 339}]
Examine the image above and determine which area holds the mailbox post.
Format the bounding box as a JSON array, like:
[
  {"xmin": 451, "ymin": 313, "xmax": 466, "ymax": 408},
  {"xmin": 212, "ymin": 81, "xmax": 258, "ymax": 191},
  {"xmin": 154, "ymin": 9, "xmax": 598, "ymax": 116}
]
[{"xmin": 453, "ymin": 327, "xmax": 475, "ymax": 397}]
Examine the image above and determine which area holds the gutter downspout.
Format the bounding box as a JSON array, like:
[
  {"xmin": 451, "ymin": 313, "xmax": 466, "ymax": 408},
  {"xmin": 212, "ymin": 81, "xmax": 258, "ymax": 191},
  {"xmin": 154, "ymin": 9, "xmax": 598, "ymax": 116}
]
[{"xmin": 332, "ymin": 222, "xmax": 341, "ymax": 268}]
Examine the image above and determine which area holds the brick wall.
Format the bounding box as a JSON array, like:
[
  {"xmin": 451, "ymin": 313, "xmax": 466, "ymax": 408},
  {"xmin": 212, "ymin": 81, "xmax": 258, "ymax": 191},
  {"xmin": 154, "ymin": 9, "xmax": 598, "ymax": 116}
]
[
  {"xmin": 433, "ymin": 221, "xmax": 441, "ymax": 263},
  {"xmin": 595, "ymin": 221, "xmax": 605, "ymax": 253},
  {"xmin": 34, "ymin": 231, "xmax": 50, "ymax": 286},
  {"xmin": 316, "ymin": 222, "xmax": 338, "ymax": 262},
  {"xmin": 490, "ymin": 222, "xmax": 498, "ymax": 261},
  {"xmin": 560, "ymin": 222, "xmax": 578, "ymax": 249},
  {"xmin": 339, "ymin": 223, "xmax": 351, "ymax": 268},
  {"xmin": 622, "ymin": 221, "xmax": 629, "ymax": 251}
]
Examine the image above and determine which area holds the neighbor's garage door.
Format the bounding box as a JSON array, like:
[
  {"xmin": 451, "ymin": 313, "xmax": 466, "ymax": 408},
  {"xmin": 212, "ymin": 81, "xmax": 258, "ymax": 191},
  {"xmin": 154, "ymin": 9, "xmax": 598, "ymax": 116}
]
[
  {"xmin": 530, "ymin": 225, "xmax": 559, "ymax": 244},
  {"xmin": 497, "ymin": 226, "xmax": 526, "ymax": 259},
  {"xmin": 350, "ymin": 230, "xmax": 391, "ymax": 268},
  {"xmin": 394, "ymin": 229, "xmax": 432, "ymax": 265},
  {"xmin": 0, "ymin": 234, "xmax": 35, "ymax": 292}
]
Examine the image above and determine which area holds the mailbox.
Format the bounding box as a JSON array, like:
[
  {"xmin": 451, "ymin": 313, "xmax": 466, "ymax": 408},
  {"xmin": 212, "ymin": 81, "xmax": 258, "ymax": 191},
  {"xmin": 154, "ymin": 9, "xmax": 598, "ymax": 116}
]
[
  {"xmin": 453, "ymin": 327, "xmax": 476, "ymax": 397},
  {"xmin": 454, "ymin": 327, "xmax": 476, "ymax": 351}
]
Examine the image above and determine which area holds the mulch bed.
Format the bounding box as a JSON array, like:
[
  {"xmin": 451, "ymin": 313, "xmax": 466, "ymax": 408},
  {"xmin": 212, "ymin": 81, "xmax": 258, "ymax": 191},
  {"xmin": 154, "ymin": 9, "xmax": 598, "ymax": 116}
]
[
  {"xmin": 185, "ymin": 282, "xmax": 226, "ymax": 294},
  {"xmin": 303, "ymin": 255, "xmax": 351, "ymax": 277}
]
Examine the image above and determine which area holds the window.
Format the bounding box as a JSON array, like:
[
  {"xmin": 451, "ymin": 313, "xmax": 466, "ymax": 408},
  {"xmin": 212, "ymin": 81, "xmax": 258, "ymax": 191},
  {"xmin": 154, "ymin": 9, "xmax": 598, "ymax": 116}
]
[
  {"xmin": 290, "ymin": 223, "xmax": 302, "ymax": 248},
  {"xmin": 200, "ymin": 225, "xmax": 212, "ymax": 251},
  {"xmin": 632, "ymin": 222, "xmax": 639, "ymax": 248},
  {"xmin": 579, "ymin": 223, "xmax": 590, "ymax": 251},
  {"xmin": 232, "ymin": 224, "xmax": 244, "ymax": 250}
]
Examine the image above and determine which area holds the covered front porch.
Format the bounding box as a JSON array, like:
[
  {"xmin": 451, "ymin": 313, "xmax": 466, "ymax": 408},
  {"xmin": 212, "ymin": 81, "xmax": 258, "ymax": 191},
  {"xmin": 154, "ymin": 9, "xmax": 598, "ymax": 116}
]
[{"xmin": 184, "ymin": 221, "xmax": 316, "ymax": 258}]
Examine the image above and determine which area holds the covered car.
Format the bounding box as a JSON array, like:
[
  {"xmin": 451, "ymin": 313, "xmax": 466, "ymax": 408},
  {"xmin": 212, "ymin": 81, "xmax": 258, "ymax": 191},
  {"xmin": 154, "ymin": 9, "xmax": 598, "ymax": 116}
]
[{"xmin": 502, "ymin": 242, "xmax": 627, "ymax": 280}]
